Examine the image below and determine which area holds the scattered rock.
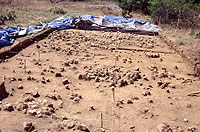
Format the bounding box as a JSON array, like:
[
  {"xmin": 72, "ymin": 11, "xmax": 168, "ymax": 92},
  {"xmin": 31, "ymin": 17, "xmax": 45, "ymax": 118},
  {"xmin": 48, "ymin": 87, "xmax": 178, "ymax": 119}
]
[
  {"xmin": 16, "ymin": 102, "xmax": 28, "ymax": 111},
  {"xmin": 23, "ymin": 122, "xmax": 34, "ymax": 132},
  {"xmin": 27, "ymin": 76, "xmax": 32, "ymax": 81},
  {"xmin": 58, "ymin": 102, "xmax": 63, "ymax": 108},
  {"xmin": 175, "ymin": 65, "xmax": 178, "ymax": 70},
  {"xmin": 70, "ymin": 93, "xmax": 82, "ymax": 103},
  {"xmin": 55, "ymin": 72, "xmax": 62, "ymax": 77},
  {"xmin": 46, "ymin": 91, "xmax": 61, "ymax": 100},
  {"xmin": 145, "ymin": 53, "xmax": 160, "ymax": 58},
  {"xmin": 24, "ymin": 96, "xmax": 35, "ymax": 102},
  {"xmin": 130, "ymin": 126, "xmax": 136, "ymax": 131},
  {"xmin": 116, "ymin": 100, "xmax": 124, "ymax": 108},
  {"xmin": 89, "ymin": 105, "xmax": 95, "ymax": 111},
  {"xmin": 184, "ymin": 118, "xmax": 188, "ymax": 122},
  {"xmin": 131, "ymin": 96, "xmax": 139, "ymax": 100},
  {"xmin": 149, "ymin": 100, "xmax": 153, "ymax": 103},
  {"xmin": 67, "ymin": 121, "xmax": 76, "ymax": 129},
  {"xmin": 79, "ymin": 74, "xmax": 83, "ymax": 80},
  {"xmin": 142, "ymin": 91, "xmax": 151, "ymax": 96},
  {"xmin": 156, "ymin": 123, "xmax": 172, "ymax": 132},
  {"xmin": 166, "ymin": 89, "xmax": 170, "ymax": 93},
  {"xmin": 127, "ymin": 100, "xmax": 133, "ymax": 104},
  {"xmin": 31, "ymin": 91, "xmax": 40, "ymax": 98},
  {"xmin": 60, "ymin": 67, "xmax": 65, "ymax": 72},
  {"xmin": 4, "ymin": 103, "xmax": 14, "ymax": 112},
  {"xmin": 77, "ymin": 124, "xmax": 90, "ymax": 132},
  {"xmin": 27, "ymin": 109, "xmax": 37, "ymax": 116},
  {"xmin": 119, "ymin": 79, "xmax": 128, "ymax": 87},
  {"xmin": 60, "ymin": 120, "xmax": 76, "ymax": 129},
  {"xmin": 64, "ymin": 84, "xmax": 70, "ymax": 90},
  {"xmin": 62, "ymin": 78, "xmax": 69, "ymax": 85}
]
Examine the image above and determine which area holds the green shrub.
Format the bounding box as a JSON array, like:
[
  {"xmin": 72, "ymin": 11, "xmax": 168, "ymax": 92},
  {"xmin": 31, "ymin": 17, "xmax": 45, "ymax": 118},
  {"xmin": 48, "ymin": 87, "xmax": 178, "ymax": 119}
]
[
  {"xmin": 148, "ymin": 0, "xmax": 200, "ymax": 27},
  {"xmin": 53, "ymin": 8, "xmax": 66, "ymax": 15},
  {"xmin": 196, "ymin": 32, "xmax": 200, "ymax": 38},
  {"xmin": 0, "ymin": 11, "xmax": 16, "ymax": 25}
]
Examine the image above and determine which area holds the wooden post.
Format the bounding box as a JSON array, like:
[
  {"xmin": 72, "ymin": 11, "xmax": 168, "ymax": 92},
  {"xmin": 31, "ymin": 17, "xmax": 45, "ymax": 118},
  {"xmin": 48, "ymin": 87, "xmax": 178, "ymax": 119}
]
[
  {"xmin": 111, "ymin": 86, "xmax": 115, "ymax": 102},
  {"xmin": 24, "ymin": 59, "xmax": 26, "ymax": 69},
  {"xmin": 100, "ymin": 112, "xmax": 103, "ymax": 128},
  {"xmin": 115, "ymin": 55, "xmax": 118, "ymax": 68}
]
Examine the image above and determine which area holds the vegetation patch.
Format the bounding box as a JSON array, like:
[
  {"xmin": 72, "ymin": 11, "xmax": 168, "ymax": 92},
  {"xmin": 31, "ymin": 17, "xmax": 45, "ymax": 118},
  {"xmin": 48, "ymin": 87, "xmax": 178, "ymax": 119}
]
[
  {"xmin": 117, "ymin": 0, "xmax": 200, "ymax": 28},
  {"xmin": 0, "ymin": 11, "xmax": 16, "ymax": 25}
]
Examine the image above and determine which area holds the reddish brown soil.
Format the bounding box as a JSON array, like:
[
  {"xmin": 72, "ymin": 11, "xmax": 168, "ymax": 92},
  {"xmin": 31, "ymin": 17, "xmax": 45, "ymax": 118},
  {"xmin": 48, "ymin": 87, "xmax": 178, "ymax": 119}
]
[{"xmin": 0, "ymin": 29, "xmax": 199, "ymax": 132}]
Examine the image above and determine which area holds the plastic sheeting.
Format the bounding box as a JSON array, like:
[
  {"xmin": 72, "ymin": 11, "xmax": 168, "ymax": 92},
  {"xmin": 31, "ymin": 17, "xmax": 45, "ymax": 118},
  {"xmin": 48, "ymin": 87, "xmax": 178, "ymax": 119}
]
[
  {"xmin": 0, "ymin": 31, "xmax": 15, "ymax": 48},
  {"xmin": 98, "ymin": 15, "xmax": 164, "ymax": 32},
  {"xmin": 104, "ymin": 15, "xmax": 143, "ymax": 23},
  {"xmin": 0, "ymin": 15, "xmax": 165, "ymax": 49},
  {"xmin": 0, "ymin": 23, "xmax": 47, "ymax": 48},
  {"xmin": 74, "ymin": 15, "xmax": 164, "ymax": 33},
  {"xmin": 48, "ymin": 16, "xmax": 74, "ymax": 30}
]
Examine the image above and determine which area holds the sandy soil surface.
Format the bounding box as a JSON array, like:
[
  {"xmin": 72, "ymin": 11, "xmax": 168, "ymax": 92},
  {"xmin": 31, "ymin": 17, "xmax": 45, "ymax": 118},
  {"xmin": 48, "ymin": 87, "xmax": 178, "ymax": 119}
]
[{"xmin": 0, "ymin": 29, "xmax": 200, "ymax": 132}]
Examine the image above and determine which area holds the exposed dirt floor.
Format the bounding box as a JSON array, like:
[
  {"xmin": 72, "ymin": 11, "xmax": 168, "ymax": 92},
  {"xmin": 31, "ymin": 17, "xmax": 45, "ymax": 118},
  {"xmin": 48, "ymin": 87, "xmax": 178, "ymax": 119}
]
[{"xmin": 0, "ymin": 29, "xmax": 200, "ymax": 132}]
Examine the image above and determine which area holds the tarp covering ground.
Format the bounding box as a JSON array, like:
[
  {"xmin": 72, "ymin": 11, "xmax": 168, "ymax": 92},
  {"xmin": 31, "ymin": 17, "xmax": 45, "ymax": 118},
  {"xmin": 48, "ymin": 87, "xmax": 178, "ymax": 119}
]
[{"xmin": 0, "ymin": 15, "xmax": 165, "ymax": 49}]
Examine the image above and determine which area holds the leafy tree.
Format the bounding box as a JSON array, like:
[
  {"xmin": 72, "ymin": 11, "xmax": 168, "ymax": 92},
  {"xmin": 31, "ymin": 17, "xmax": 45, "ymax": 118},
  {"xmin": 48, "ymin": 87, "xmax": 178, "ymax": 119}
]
[
  {"xmin": 117, "ymin": 0, "xmax": 150, "ymax": 17},
  {"xmin": 117, "ymin": 0, "xmax": 133, "ymax": 17}
]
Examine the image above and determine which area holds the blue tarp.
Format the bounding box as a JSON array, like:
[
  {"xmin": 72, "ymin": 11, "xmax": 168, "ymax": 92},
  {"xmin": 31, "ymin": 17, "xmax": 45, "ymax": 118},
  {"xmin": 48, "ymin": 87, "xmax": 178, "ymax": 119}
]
[
  {"xmin": 0, "ymin": 23, "xmax": 47, "ymax": 48},
  {"xmin": 26, "ymin": 23, "xmax": 47, "ymax": 34},
  {"xmin": 0, "ymin": 15, "xmax": 164, "ymax": 49},
  {"xmin": 0, "ymin": 31, "xmax": 15, "ymax": 48},
  {"xmin": 87, "ymin": 6, "xmax": 118, "ymax": 10},
  {"xmin": 77, "ymin": 15, "xmax": 98, "ymax": 21},
  {"xmin": 48, "ymin": 16, "xmax": 74, "ymax": 30},
  {"xmin": 104, "ymin": 15, "xmax": 143, "ymax": 24}
]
